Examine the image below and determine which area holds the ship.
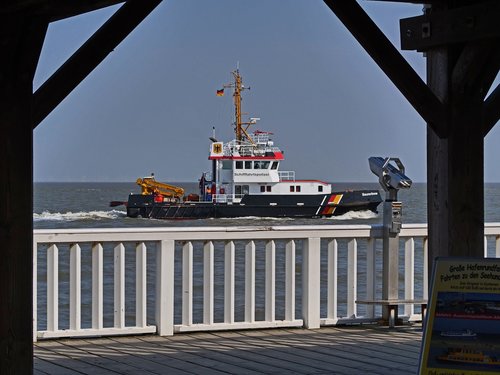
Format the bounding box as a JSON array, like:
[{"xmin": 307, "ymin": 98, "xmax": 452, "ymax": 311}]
[
  {"xmin": 116, "ymin": 69, "xmax": 382, "ymax": 220},
  {"xmin": 438, "ymin": 347, "xmax": 500, "ymax": 366}
]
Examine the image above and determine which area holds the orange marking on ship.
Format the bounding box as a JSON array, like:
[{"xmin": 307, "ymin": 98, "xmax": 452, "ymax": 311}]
[{"xmin": 322, "ymin": 194, "xmax": 343, "ymax": 215}]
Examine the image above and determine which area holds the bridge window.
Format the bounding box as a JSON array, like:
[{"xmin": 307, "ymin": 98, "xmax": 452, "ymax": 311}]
[
  {"xmin": 318, "ymin": 185, "xmax": 323, "ymax": 192},
  {"xmin": 254, "ymin": 161, "xmax": 270, "ymax": 169},
  {"xmin": 245, "ymin": 161, "xmax": 252, "ymax": 169},
  {"xmin": 296, "ymin": 185, "xmax": 301, "ymax": 192},
  {"xmin": 271, "ymin": 161, "xmax": 279, "ymax": 170},
  {"xmin": 290, "ymin": 186, "xmax": 295, "ymax": 192},
  {"xmin": 236, "ymin": 185, "xmax": 250, "ymax": 195},
  {"xmin": 235, "ymin": 161, "xmax": 243, "ymax": 169}
]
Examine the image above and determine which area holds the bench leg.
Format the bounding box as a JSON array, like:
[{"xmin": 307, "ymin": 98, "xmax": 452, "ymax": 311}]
[
  {"xmin": 388, "ymin": 305, "xmax": 397, "ymax": 328},
  {"xmin": 421, "ymin": 304, "xmax": 427, "ymax": 323}
]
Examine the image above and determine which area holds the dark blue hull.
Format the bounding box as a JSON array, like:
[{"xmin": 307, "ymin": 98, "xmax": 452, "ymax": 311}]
[{"xmin": 126, "ymin": 190, "xmax": 382, "ymax": 219}]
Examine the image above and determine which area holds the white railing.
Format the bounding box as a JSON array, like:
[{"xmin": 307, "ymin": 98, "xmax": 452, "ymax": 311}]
[
  {"xmin": 33, "ymin": 223, "xmax": 500, "ymax": 341},
  {"xmin": 212, "ymin": 193, "xmax": 244, "ymax": 203}
]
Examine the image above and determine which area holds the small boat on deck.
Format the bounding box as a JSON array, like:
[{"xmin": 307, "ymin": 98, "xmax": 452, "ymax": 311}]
[{"xmin": 114, "ymin": 69, "xmax": 382, "ymax": 219}]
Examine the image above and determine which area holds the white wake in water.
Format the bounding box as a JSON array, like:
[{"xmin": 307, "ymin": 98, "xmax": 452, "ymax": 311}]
[
  {"xmin": 33, "ymin": 210, "xmax": 127, "ymax": 222},
  {"xmin": 325, "ymin": 210, "xmax": 379, "ymax": 220}
]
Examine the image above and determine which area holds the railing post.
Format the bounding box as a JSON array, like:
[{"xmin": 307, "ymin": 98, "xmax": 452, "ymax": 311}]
[
  {"xmin": 33, "ymin": 241, "xmax": 38, "ymax": 342},
  {"xmin": 423, "ymin": 237, "xmax": 429, "ymax": 301},
  {"xmin": 70, "ymin": 243, "xmax": 81, "ymax": 331},
  {"xmin": 366, "ymin": 238, "xmax": 376, "ymax": 318},
  {"xmin": 203, "ymin": 241, "xmax": 214, "ymax": 325},
  {"xmin": 302, "ymin": 237, "xmax": 321, "ymax": 329},
  {"xmin": 245, "ymin": 241, "xmax": 256, "ymax": 323},
  {"xmin": 225, "ymin": 241, "xmax": 235, "ymax": 324},
  {"xmin": 92, "ymin": 243, "xmax": 103, "ymax": 330},
  {"xmin": 285, "ymin": 240, "xmax": 295, "ymax": 321},
  {"xmin": 156, "ymin": 239, "xmax": 175, "ymax": 336},
  {"xmin": 47, "ymin": 244, "xmax": 58, "ymax": 332},
  {"xmin": 347, "ymin": 239, "xmax": 357, "ymax": 318},
  {"xmin": 182, "ymin": 242, "xmax": 193, "ymax": 326},
  {"xmin": 114, "ymin": 243, "xmax": 125, "ymax": 328},
  {"xmin": 404, "ymin": 238, "xmax": 415, "ymax": 317},
  {"xmin": 327, "ymin": 239, "xmax": 338, "ymax": 320},
  {"xmin": 382, "ymin": 208, "xmax": 400, "ymax": 321},
  {"xmin": 136, "ymin": 242, "xmax": 147, "ymax": 328},
  {"xmin": 265, "ymin": 240, "xmax": 276, "ymax": 322}
]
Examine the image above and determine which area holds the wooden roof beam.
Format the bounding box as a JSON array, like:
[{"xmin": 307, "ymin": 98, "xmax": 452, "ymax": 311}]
[
  {"xmin": 400, "ymin": 1, "xmax": 500, "ymax": 52},
  {"xmin": 451, "ymin": 40, "xmax": 500, "ymax": 101},
  {"xmin": 323, "ymin": 0, "xmax": 446, "ymax": 137},
  {"xmin": 32, "ymin": 0, "xmax": 162, "ymax": 128},
  {"xmin": 1, "ymin": 1, "xmax": 126, "ymax": 22},
  {"xmin": 483, "ymin": 84, "xmax": 500, "ymax": 136}
]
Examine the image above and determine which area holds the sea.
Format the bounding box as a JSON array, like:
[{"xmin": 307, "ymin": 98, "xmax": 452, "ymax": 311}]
[
  {"xmin": 33, "ymin": 182, "xmax": 500, "ymax": 329},
  {"xmin": 34, "ymin": 182, "xmax": 500, "ymax": 228}
]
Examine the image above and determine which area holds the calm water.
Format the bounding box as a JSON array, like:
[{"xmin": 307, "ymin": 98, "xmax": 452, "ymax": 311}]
[{"xmin": 33, "ymin": 182, "xmax": 500, "ymax": 329}]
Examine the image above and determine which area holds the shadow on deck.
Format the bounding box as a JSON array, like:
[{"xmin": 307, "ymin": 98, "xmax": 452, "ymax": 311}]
[{"xmin": 34, "ymin": 325, "xmax": 423, "ymax": 374}]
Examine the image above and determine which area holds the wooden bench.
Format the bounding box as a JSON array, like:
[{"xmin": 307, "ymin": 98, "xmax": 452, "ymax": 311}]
[{"xmin": 356, "ymin": 299, "xmax": 427, "ymax": 328}]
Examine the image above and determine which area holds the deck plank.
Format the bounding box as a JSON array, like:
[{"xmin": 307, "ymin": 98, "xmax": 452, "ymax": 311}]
[
  {"xmin": 237, "ymin": 329, "xmax": 394, "ymax": 374},
  {"xmin": 270, "ymin": 327, "xmax": 421, "ymax": 373},
  {"xmin": 34, "ymin": 325, "xmax": 423, "ymax": 375},
  {"xmin": 178, "ymin": 331, "xmax": 325, "ymax": 374},
  {"xmin": 278, "ymin": 327, "xmax": 420, "ymax": 363},
  {"xmin": 208, "ymin": 330, "xmax": 358, "ymax": 374}
]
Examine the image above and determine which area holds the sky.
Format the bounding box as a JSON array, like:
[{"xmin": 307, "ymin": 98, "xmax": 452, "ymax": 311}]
[{"xmin": 33, "ymin": 0, "xmax": 500, "ymax": 183}]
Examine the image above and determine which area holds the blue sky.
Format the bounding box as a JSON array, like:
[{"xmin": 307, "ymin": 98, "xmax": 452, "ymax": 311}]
[{"xmin": 33, "ymin": 0, "xmax": 500, "ymax": 183}]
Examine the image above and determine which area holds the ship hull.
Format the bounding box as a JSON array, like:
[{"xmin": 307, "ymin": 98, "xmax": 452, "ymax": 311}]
[{"xmin": 126, "ymin": 190, "xmax": 382, "ymax": 219}]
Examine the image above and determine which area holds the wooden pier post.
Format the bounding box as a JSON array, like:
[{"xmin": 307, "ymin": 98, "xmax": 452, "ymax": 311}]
[
  {"xmin": 0, "ymin": 15, "xmax": 47, "ymax": 374},
  {"xmin": 1, "ymin": 1, "xmax": 162, "ymax": 372}
]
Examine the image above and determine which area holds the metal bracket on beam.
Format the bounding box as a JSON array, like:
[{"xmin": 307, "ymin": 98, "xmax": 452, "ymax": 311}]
[{"xmin": 400, "ymin": 1, "xmax": 500, "ymax": 51}]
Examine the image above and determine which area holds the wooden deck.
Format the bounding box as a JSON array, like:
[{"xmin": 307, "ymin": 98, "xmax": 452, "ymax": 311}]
[{"xmin": 34, "ymin": 325, "xmax": 423, "ymax": 374}]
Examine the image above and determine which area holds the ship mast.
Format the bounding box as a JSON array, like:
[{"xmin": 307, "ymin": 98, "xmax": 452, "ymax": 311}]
[
  {"xmin": 233, "ymin": 70, "xmax": 243, "ymax": 141},
  {"xmin": 223, "ymin": 69, "xmax": 255, "ymax": 144}
]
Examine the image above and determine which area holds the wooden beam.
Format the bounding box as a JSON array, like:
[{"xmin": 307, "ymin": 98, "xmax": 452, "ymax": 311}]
[
  {"xmin": 400, "ymin": 1, "xmax": 500, "ymax": 51},
  {"xmin": 323, "ymin": 0, "xmax": 447, "ymax": 137},
  {"xmin": 0, "ymin": 15, "xmax": 47, "ymax": 374},
  {"xmin": 483, "ymin": 84, "xmax": 500, "ymax": 136},
  {"xmin": 452, "ymin": 40, "xmax": 500, "ymax": 101},
  {"xmin": 1, "ymin": 1, "xmax": 125, "ymax": 22},
  {"xmin": 32, "ymin": 0, "xmax": 162, "ymax": 128},
  {"xmin": 426, "ymin": 4, "xmax": 486, "ymax": 277}
]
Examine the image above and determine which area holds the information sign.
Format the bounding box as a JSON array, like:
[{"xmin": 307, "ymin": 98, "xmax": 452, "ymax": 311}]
[{"xmin": 419, "ymin": 257, "xmax": 500, "ymax": 375}]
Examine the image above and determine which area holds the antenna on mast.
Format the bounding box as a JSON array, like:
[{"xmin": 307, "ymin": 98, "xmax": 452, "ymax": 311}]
[
  {"xmin": 220, "ymin": 67, "xmax": 256, "ymax": 144},
  {"xmin": 209, "ymin": 126, "xmax": 218, "ymax": 143}
]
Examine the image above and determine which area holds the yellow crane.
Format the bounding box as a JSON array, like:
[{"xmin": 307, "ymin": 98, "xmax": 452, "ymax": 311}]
[{"xmin": 136, "ymin": 175, "xmax": 184, "ymax": 199}]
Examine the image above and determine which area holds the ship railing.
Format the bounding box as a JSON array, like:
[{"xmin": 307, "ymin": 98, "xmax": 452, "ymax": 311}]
[
  {"xmin": 212, "ymin": 194, "xmax": 244, "ymax": 203},
  {"xmin": 253, "ymin": 132, "xmax": 271, "ymax": 143},
  {"xmin": 33, "ymin": 223, "xmax": 500, "ymax": 341},
  {"xmin": 279, "ymin": 171, "xmax": 295, "ymax": 181}
]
